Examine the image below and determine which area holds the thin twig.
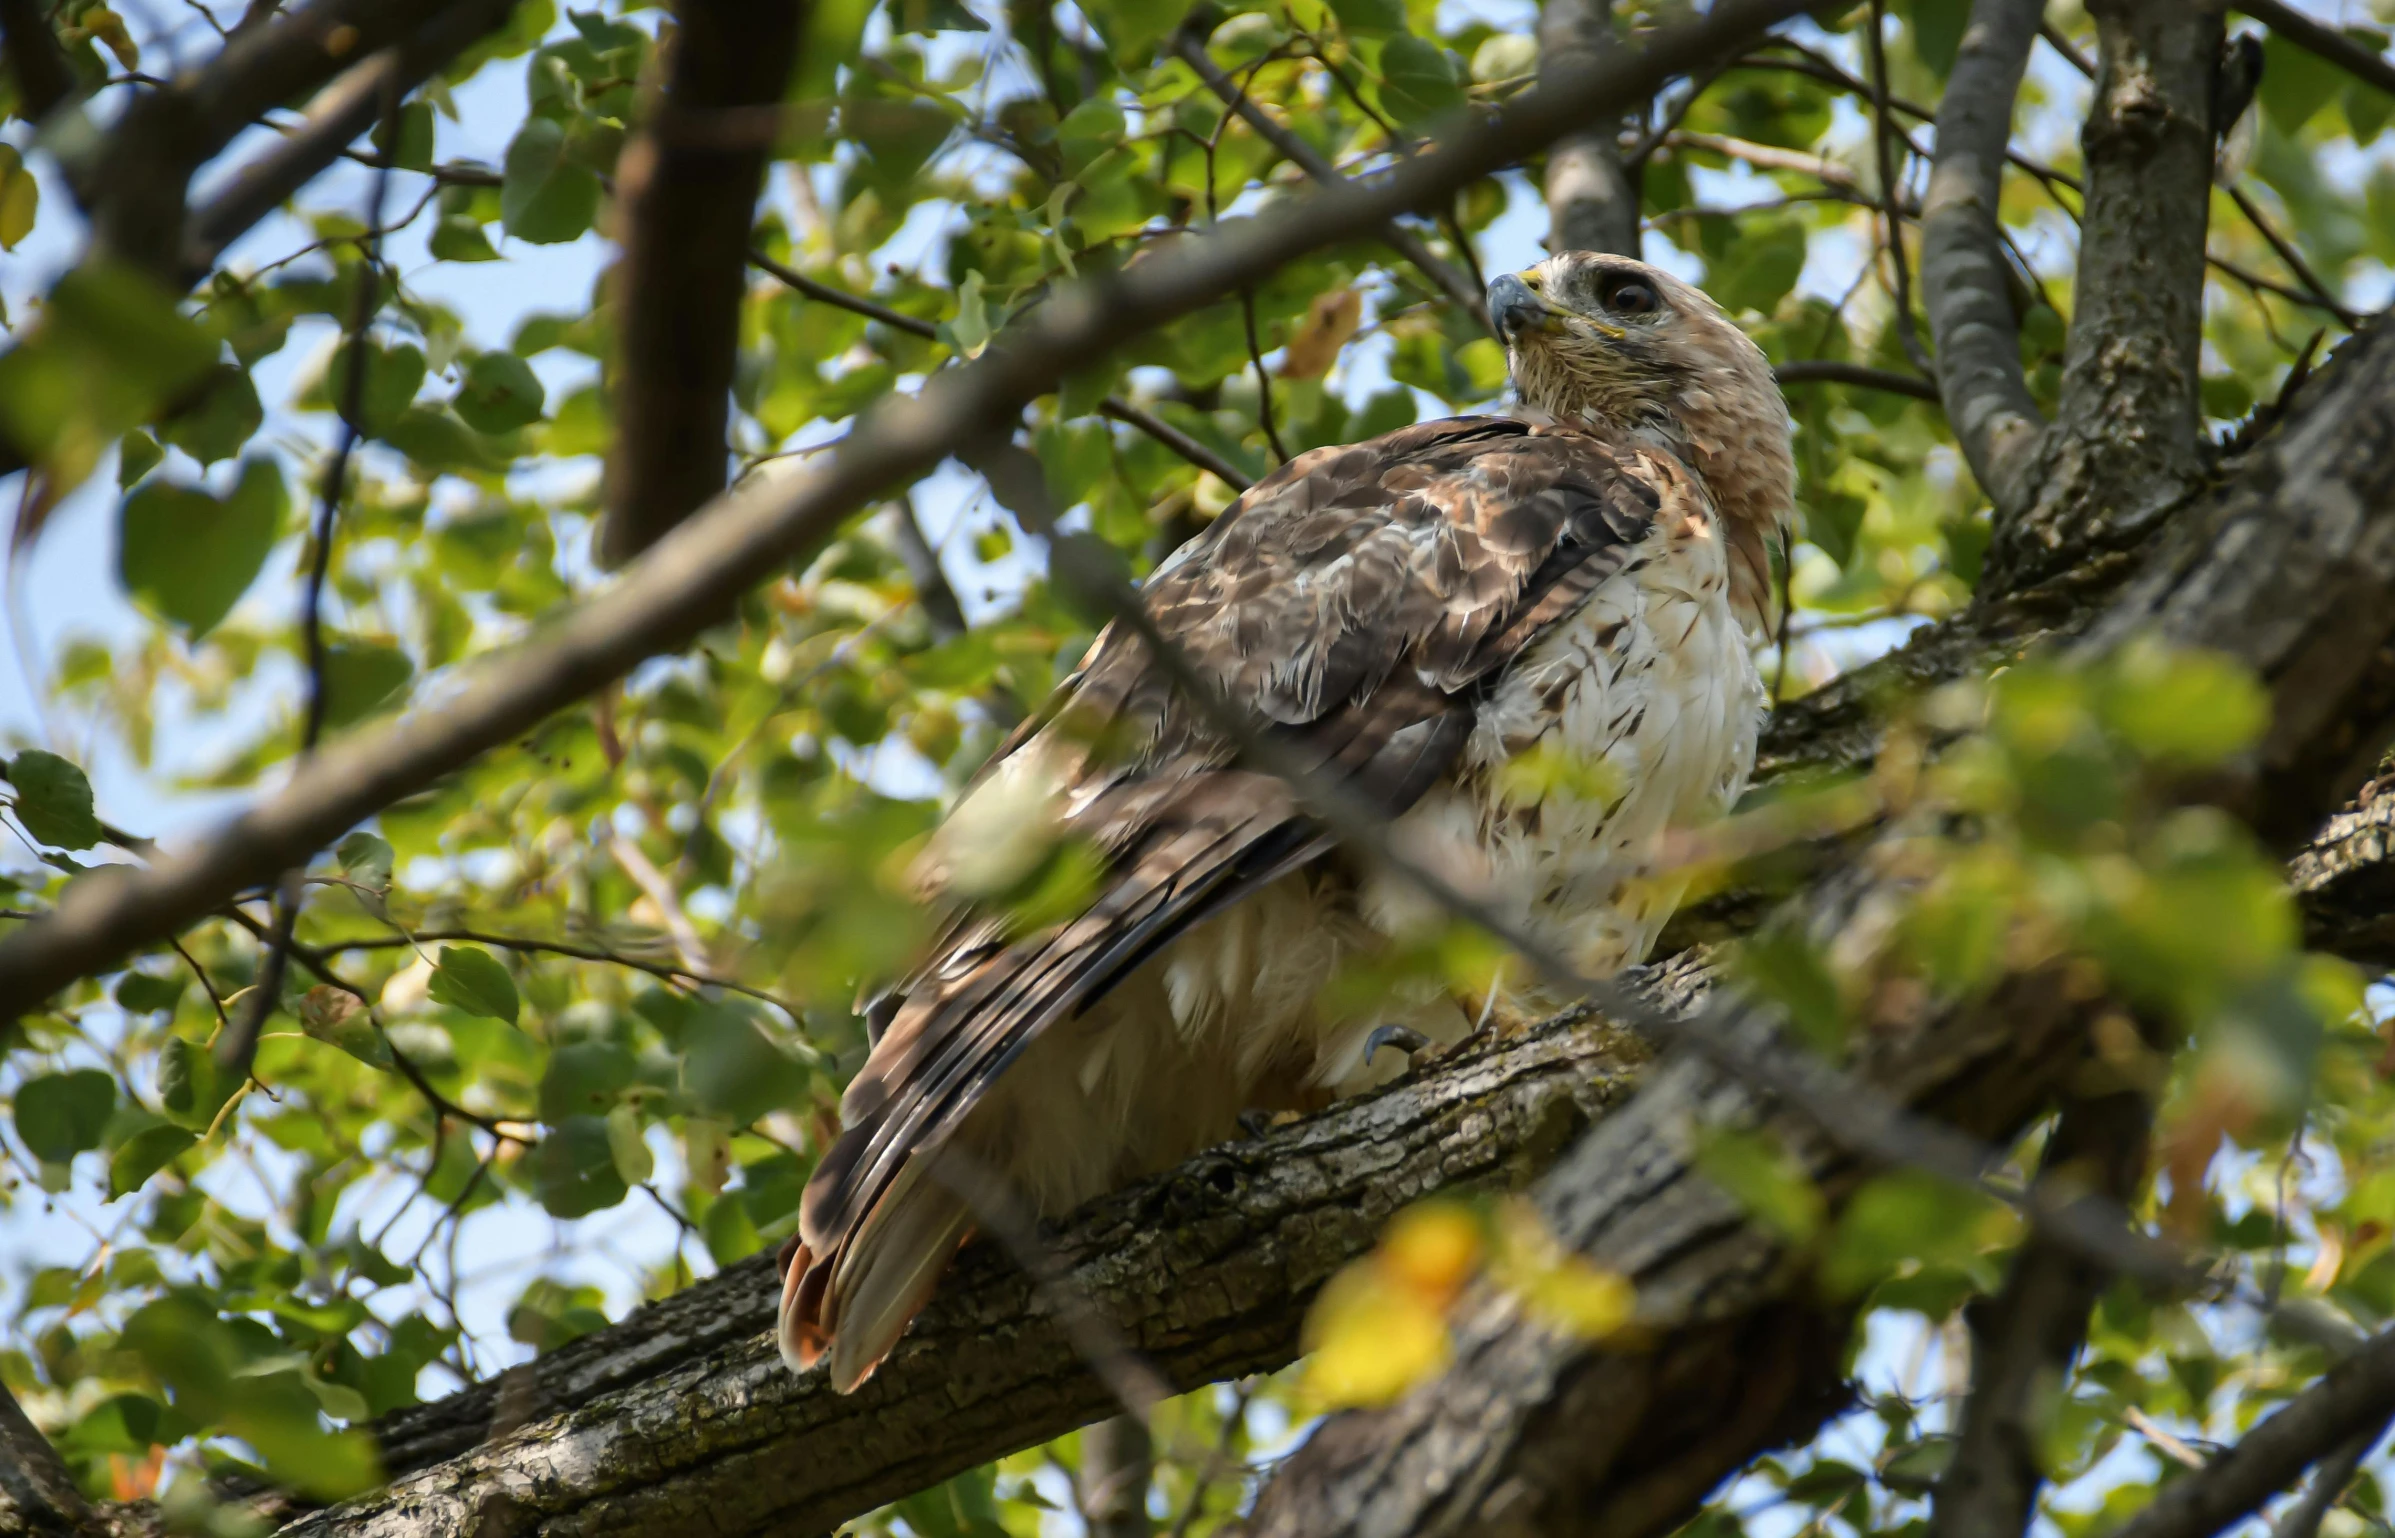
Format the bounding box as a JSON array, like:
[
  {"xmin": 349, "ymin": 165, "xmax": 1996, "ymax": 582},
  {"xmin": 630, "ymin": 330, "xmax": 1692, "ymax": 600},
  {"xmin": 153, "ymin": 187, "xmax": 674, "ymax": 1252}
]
[
  {"xmin": 1864, "ymin": 0, "xmax": 1930, "ymax": 372},
  {"xmin": 1239, "ymin": 290, "xmax": 1289, "ymax": 464},
  {"xmin": 2223, "ymin": 184, "xmax": 2362, "ymax": 330},
  {"xmin": 214, "ymin": 93, "xmax": 395, "ymax": 1086}
]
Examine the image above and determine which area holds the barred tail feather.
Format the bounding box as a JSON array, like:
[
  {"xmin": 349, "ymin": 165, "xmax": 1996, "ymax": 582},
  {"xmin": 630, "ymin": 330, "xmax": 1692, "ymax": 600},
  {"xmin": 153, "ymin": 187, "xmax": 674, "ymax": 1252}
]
[{"xmin": 778, "ymin": 1157, "xmax": 972, "ymax": 1392}]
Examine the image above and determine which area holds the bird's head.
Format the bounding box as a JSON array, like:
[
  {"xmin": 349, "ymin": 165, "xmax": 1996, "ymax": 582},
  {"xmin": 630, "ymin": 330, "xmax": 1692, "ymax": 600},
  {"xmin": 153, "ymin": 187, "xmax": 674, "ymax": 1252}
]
[{"xmin": 1490, "ymin": 252, "xmax": 1795, "ymax": 635}]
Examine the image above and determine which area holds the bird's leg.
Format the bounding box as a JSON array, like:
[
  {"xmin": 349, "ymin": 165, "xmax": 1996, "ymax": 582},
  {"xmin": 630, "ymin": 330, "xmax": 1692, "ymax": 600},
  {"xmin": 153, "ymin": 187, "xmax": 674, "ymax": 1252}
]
[
  {"xmin": 1235, "ymin": 1108, "xmax": 1289, "ymax": 1140},
  {"xmin": 1365, "ymin": 1023, "xmax": 1433, "ymax": 1066}
]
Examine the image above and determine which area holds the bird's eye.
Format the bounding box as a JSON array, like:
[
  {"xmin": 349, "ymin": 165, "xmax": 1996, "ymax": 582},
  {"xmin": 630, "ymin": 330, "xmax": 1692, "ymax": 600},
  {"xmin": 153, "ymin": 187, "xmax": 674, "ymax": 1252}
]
[{"xmin": 1602, "ymin": 277, "xmax": 1660, "ymax": 316}]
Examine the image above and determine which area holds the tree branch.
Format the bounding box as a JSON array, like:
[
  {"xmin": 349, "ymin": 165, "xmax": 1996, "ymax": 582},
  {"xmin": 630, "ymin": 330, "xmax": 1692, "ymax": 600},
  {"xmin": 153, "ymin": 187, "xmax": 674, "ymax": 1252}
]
[
  {"xmin": 1989, "ymin": 0, "xmax": 2223, "ymax": 589},
  {"xmin": 180, "ymin": 0, "xmax": 521, "ymax": 278},
  {"xmin": 597, "ymin": 0, "xmax": 804, "ymax": 566},
  {"xmin": 2103, "ymin": 1327, "xmax": 2395, "ymax": 1538},
  {"xmin": 0, "ymin": 1380, "xmax": 98, "ymax": 1538},
  {"xmin": 1773, "ymin": 359, "xmax": 1942, "ymax": 401},
  {"xmin": 1537, "ymin": 0, "xmax": 1641, "ymax": 256},
  {"xmin": 1234, "ymin": 302, "xmax": 2395, "ymax": 1538},
  {"xmin": 1171, "ymin": 21, "xmax": 1493, "ymax": 331},
  {"xmin": 0, "ymin": 0, "xmax": 1818, "ymax": 1015},
  {"xmin": 272, "ymin": 991, "xmax": 1670, "ymax": 1536},
  {"xmin": 1921, "ymin": 0, "xmax": 2046, "ymax": 520},
  {"xmin": 2231, "ymin": 0, "xmax": 2395, "ymax": 105},
  {"xmin": 2267, "ymin": 1417, "xmax": 2390, "ymax": 1538},
  {"xmin": 1926, "ymin": 1091, "xmax": 2153, "ymax": 1538},
  {"xmin": 744, "ymin": 248, "xmax": 1255, "ymax": 489}
]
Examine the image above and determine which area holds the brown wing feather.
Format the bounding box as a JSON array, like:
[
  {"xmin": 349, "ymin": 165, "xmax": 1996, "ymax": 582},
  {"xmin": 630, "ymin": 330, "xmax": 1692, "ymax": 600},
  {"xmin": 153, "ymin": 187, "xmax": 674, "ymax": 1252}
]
[{"xmin": 783, "ymin": 417, "xmax": 1664, "ymax": 1380}]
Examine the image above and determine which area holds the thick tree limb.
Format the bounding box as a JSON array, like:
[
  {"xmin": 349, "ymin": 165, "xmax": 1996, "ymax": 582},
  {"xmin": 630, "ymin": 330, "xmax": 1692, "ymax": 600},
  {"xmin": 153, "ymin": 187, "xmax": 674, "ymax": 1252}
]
[
  {"xmin": 2103, "ymin": 1327, "xmax": 2395, "ymax": 1538},
  {"xmin": 2231, "ymin": 0, "xmax": 2395, "ymax": 105},
  {"xmin": 2267, "ymin": 1418, "xmax": 2389, "ymax": 1538},
  {"xmin": 1081, "ymin": 1415, "xmax": 1156, "ymax": 1538},
  {"xmin": 268, "ymin": 991, "xmax": 1669, "ymax": 1536},
  {"xmin": 0, "ymin": 1381, "xmax": 97, "ymax": 1538},
  {"xmin": 0, "ymin": 0, "xmax": 1817, "ymax": 1014},
  {"xmin": 2292, "ymin": 766, "xmax": 2395, "ymax": 968},
  {"xmin": 1921, "ymin": 0, "xmax": 2046, "ymax": 519},
  {"xmin": 1926, "ymin": 1091, "xmax": 2152, "ymax": 1538},
  {"xmin": 598, "ymin": 0, "xmax": 805, "ymax": 566},
  {"xmin": 1537, "ymin": 0, "xmax": 1641, "ymax": 256},
  {"xmin": 1233, "ymin": 306, "xmax": 2395, "ymax": 1538},
  {"xmin": 1990, "ymin": 0, "xmax": 2223, "ymax": 589},
  {"xmin": 1171, "ymin": 22, "xmax": 1492, "ymax": 331}
]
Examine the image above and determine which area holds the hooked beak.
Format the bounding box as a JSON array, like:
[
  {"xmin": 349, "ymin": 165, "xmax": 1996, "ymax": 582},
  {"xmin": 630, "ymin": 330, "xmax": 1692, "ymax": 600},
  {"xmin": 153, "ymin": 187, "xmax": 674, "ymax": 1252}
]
[{"xmin": 1487, "ymin": 272, "xmax": 1556, "ymax": 343}]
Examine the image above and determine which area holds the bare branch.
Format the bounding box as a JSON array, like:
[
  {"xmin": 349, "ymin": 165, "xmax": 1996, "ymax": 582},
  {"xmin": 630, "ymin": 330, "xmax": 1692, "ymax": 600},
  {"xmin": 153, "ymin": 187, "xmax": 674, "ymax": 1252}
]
[
  {"xmin": 77, "ymin": 0, "xmax": 516, "ymax": 279},
  {"xmin": 2267, "ymin": 1419, "xmax": 2390, "ymax": 1538},
  {"xmin": 1927, "ymin": 1091, "xmax": 2153, "ymax": 1538},
  {"xmin": 1921, "ymin": 0, "xmax": 2046, "ymax": 520},
  {"xmin": 0, "ymin": 1379, "xmax": 98, "ymax": 1538},
  {"xmin": 2231, "ymin": 0, "xmax": 2395, "ymax": 105},
  {"xmin": 744, "ymin": 248, "xmax": 1256, "ymax": 488},
  {"xmin": 2222, "ymin": 182, "xmax": 2361, "ymax": 331},
  {"xmin": 181, "ymin": 0, "xmax": 521, "ymax": 277},
  {"xmin": 1774, "ymin": 360, "xmax": 1942, "ymax": 401},
  {"xmin": 888, "ymin": 494, "xmax": 969, "ymax": 641},
  {"xmin": 0, "ymin": 0, "xmax": 1820, "ymax": 1014},
  {"xmin": 1081, "ymin": 1414, "xmax": 1156, "ymax": 1538},
  {"xmin": 1991, "ymin": 0, "xmax": 2223, "ymax": 587},
  {"xmin": 1537, "ymin": 0, "xmax": 1641, "ymax": 255},
  {"xmin": 598, "ymin": 0, "xmax": 804, "ymax": 566},
  {"xmin": 1171, "ymin": 21, "xmax": 1493, "ymax": 331},
  {"xmin": 2104, "ymin": 1327, "xmax": 2395, "ymax": 1538}
]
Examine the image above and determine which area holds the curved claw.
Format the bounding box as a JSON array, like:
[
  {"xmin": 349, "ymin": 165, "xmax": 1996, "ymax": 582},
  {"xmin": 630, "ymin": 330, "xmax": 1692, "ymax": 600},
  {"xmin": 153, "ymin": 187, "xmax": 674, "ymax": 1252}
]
[{"xmin": 1365, "ymin": 1023, "xmax": 1433, "ymax": 1066}]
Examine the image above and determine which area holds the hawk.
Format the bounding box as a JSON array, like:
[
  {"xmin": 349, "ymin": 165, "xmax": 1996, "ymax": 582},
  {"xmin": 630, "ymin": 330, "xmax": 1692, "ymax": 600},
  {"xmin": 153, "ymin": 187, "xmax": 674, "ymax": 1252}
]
[{"xmin": 780, "ymin": 252, "xmax": 1796, "ymax": 1390}]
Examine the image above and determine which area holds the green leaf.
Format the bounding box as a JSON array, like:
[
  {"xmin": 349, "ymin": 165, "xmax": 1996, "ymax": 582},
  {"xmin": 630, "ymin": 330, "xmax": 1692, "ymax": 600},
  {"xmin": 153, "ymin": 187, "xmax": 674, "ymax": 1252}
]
[
  {"xmin": 537, "ymin": 1040, "xmax": 636, "ymax": 1124},
  {"xmin": 2260, "ymin": 33, "xmax": 2346, "ymax": 135},
  {"xmin": 318, "ymin": 641, "xmax": 414, "ymax": 730},
  {"xmin": 529, "ymin": 1116, "xmax": 629, "ymax": 1217},
  {"xmin": 1327, "ymin": 0, "xmax": 1403, "ymax": 36},
  {"xmin": 1376, "ymin": 35, "xmax": 1464, "ymax": 129},
  {"xmin": 1908, "ymin": 0, "xmax": 1967, "ymax": 77},
  {"xmin": 1693, "ymin": 1126, "xmax": 1823, "ymax": 1242},
  {"xmin": 1821, "ymin": 1168, "xmax": 2013, "ymax": 1296},
  {"xmin": 429, "ymin": 213, "xmax": 502, "ymax": 262},
  {"xmin": 117, "ymin": 457, "xmax": 287, "ymax": 637},
  {"xmin": 502, "ymin": 117, "xmax": 603, "ymax": 243},
  {"xmin": 14, "ymin": 1069, "xmax": 118, "ymax": 1163},
  {"xmin": 109, "ymin": 1123, "xmax": 196, "ymax": 1199},
  {"xmin": 117, "ymin": 427, "xmax": 163, "ymax": 487},
  {"xmin": 682, "ymin": 1004, "xmax": 808, "ymax": 1126},
  {"xmin": 0, "ymin": 142, "xmax": 37, "ymax": 250},
  {"xmin": 157, "ymin": 1035, "xmax": 233, "ymax": 1128},
  {"xmin": 158, "ymin": 362, "xmax": 263, "ymax": 466},
  {"xmin": 1708, "ymin": 216, "xmax": 1807, "ymax": 317},
  {"xmin": 453, "ymin": 350, "xmax": 546, "ymax": 434},
  {"xmin": 335, "ymin": 830, "xmax": 395, "ymax": 891},
  {"xmin": 605, "ymin": 1103, "xmax": 654, "ymax": 1185},
  {"xmin": 373, "ymin": 99, "xmax": 437, "ymax": 171},
  {"xmin": 8, "ymin": 750, "xmax": 103, "ymax": 850},
  {"xmin": 429, "ymin": 945, "xmax": 519, "ymax": 1025},
  {"xmin": 114, "ymin": 969, "xmax": 186, "ymax": 1014}
]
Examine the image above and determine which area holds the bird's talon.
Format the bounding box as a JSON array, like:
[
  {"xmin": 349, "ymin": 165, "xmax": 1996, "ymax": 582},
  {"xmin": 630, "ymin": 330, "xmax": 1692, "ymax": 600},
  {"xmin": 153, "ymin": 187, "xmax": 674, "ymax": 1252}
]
[
  {"xmin": 1365, "ymin": 1024, "xmax": 1433, "ymax": 1065},
  {"xmin": 1236, "ymin": 1108, "xmax": 1279, "ymax": 1140}
]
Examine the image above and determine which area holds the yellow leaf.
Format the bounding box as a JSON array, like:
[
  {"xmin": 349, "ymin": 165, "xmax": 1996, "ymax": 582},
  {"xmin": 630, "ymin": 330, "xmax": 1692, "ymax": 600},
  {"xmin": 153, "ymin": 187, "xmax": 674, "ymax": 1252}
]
[
  {"xmin": 1279, "ymin": 287, "xmax": 1361, "ymax": 380},
  {"xmin": 1492, "ymin": 1198, "xmax": 1636, "ymax": 1340},
  {"xmin": 87, "ymin": 8, "xmax": 139, "ymax": 69},
  {"xmin": 1300, "ymin": 1264, "xmax": 1452, "ymax": 1408},
  {"xmin": 1380, "ymin": 1199, "xmax": 1483, "ymax": 1304}
]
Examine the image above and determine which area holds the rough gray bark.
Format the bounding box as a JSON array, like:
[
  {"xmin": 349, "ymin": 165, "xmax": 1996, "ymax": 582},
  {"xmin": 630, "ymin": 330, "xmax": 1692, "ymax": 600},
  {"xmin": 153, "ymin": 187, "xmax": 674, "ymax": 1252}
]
[
  {"xmin": 2, "ymin": 1382, "xmax": 96, "ymax": 1538},
  {"xmin": 1233, "ymin": 314, "xmax": 2395, "ymax": 1538},
  {"xmin": 2293, "ymin": 765, "xmax": 2395, "ymax": 968},
  {"xmin": 1922, "ymin": 0, "xmax": 2047, "ymax": 517},
  {"xmin": 1990, "ymin": 0, "xmax": 2225, "ymax": 587},
  {"xmin": 257, "ymin": 982, "xmax": 1674, "ymax": 1537},
  {"xmin": 1926, "ymin": 1091, "xmax": 2152, "ymax": 1538},
  {"xmin": 1538, "ymin": 0, "xmax": 1641, "ymax": 256}
]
